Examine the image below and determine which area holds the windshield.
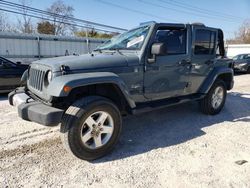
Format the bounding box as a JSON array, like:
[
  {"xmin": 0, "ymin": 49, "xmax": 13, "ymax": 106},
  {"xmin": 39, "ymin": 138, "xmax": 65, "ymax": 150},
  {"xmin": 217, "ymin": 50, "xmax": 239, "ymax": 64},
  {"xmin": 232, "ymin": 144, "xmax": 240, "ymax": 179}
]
[{"xmin": 95, "ymin": 25, "xmax": 150, "ymax": 51}]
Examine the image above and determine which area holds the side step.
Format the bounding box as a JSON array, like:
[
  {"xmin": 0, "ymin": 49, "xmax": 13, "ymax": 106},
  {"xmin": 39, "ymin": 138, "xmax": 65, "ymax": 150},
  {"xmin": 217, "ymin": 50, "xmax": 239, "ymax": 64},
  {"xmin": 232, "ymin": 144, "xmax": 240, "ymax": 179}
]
[{"xmin": 131, "ymin": 94, "xmax": 205, "ymax": 115}]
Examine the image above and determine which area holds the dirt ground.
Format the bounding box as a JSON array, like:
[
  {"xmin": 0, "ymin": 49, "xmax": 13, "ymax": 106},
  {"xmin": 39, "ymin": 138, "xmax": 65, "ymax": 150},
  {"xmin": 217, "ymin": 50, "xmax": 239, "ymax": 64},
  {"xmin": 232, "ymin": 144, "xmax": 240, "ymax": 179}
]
[{"xmin": 0, "ymin": 74, "xmax": 249, "ymax": 188}]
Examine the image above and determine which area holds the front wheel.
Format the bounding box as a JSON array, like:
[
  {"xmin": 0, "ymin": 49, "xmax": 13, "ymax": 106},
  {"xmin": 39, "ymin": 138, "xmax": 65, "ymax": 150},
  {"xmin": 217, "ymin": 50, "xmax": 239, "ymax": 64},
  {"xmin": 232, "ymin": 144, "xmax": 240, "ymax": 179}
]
[
  {"xmin": 247, "ymin": 67, "xmax": 250, "ymax": 74},
  {"xmin": 199, "ymin": 79, "xmax": 227, "ymax": 115},
  {"xmin": 60, "ymin": 96, "xmax": 122, "ymax": 161}
]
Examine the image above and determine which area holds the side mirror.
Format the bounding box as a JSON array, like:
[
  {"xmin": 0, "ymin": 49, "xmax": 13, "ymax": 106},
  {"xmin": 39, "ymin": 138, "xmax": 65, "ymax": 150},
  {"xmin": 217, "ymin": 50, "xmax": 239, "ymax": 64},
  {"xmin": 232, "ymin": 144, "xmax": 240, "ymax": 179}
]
[
  {"xmin": 151, "ymin": 42, "xmax": 167, "ymax": 55},
  {"xmin": 148, "ymin": 43, "xmax": 167, "ymax": 64}
]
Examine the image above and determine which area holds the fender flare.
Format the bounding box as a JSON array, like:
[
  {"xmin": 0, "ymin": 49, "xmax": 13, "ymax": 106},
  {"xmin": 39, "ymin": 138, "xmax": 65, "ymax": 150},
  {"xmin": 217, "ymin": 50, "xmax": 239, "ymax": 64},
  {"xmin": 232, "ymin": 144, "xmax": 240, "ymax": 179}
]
[
  {"xmin": 198, "ymin": 67, "xmax": 234, "ymax": 94},
  {"xmin": 47, "ymin": 72, "xmax": 136, "ymax": 108}
]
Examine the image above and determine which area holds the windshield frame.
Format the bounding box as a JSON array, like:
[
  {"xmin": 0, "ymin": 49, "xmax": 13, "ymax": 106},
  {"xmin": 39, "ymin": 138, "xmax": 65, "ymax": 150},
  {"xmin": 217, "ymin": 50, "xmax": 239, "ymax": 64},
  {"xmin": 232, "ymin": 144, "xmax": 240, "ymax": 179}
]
[{"xmin": 95, "ymin": 25, "xmax": 152, "ymax": 51}]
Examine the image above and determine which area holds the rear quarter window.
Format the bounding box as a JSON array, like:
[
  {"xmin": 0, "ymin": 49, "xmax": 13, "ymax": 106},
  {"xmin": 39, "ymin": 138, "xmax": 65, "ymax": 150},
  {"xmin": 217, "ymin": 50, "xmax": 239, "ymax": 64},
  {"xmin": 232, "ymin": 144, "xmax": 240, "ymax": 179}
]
[{"xmin": 194, "ymin": 29, "xmax": 216, "ymax": 55}]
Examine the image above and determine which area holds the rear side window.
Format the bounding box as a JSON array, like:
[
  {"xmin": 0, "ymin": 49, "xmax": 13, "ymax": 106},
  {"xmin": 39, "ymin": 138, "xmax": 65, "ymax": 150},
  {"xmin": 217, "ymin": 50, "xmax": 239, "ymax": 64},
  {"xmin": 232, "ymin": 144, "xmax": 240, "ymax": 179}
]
[
  {"xmin": 194, "ymin": 29, "xmax": 216, "ymax": 55},
  {"xmin": 243, "ymin": 54, "xmax": 250, "ymax": 59}
]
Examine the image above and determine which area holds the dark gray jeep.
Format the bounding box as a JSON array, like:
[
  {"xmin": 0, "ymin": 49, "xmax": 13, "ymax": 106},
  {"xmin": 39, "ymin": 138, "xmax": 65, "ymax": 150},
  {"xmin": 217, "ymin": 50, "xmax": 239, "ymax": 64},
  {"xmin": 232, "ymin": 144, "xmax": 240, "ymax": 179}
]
[{"xmin": 9, "ymin": 22, "xmax": 234, "ymax": 160}]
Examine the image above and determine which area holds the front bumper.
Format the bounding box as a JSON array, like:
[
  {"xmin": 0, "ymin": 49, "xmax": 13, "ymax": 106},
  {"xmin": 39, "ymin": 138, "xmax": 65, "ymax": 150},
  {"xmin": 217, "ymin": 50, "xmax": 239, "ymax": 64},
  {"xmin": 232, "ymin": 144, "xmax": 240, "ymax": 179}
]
[{"xmin": 8, "ymin": 87, "xmax": 64, "ymax": 126}]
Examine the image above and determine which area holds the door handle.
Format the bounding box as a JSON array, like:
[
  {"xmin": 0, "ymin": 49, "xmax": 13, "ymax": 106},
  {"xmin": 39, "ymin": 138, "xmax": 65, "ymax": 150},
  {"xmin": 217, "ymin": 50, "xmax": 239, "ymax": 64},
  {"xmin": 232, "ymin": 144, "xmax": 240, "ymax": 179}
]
[{"xmin": 178, "ymin": 59, "xmax": 191, "ymax": 66}]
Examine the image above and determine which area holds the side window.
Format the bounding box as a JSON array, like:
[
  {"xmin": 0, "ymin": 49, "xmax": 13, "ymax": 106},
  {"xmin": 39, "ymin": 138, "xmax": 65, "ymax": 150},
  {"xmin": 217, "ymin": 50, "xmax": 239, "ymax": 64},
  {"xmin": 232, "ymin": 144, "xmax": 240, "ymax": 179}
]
[
  {"xmin": 0, "ymin": 59, "xmax": 15, "ymax": 69},
  {"xmin": 155, "ymin": 28, "xmax": 187, "ymax": 55},
  {"xmin": 244, "ymin": 54, "xmax": 250, "ymax": 59},
  {"xmin": 0, "ymin": 59, "xmax": 3, "ymax": 67},
  {"xmin": 194, "ymin": 29, "xmax": 216, "ymax": 55}
]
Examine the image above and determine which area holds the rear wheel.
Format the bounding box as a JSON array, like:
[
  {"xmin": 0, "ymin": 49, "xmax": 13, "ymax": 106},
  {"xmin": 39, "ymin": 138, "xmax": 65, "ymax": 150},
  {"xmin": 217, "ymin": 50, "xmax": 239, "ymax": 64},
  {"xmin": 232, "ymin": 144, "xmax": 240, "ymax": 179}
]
[
  {"xmin": 199, "ymin": 79, "xmax": 227, "ymax": 115},
  {"xmin": 60, "ymin": 96, "xmax": 122, "ymax": 161}
]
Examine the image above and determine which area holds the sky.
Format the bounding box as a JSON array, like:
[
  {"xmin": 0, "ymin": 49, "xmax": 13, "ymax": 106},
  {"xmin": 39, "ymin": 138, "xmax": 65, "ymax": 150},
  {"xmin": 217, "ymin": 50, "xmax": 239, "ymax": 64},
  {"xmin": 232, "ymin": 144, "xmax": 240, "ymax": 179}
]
[{"xmin": 6, "ymin": 0, "xmax": 250, "ymax": 39}]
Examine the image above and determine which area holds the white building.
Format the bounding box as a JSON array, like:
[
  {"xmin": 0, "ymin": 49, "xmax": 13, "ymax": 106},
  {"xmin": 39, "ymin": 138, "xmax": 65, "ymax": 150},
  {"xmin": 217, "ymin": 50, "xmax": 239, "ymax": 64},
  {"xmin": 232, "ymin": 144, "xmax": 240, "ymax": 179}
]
[{"xmin": 225, "ymin": 44, "xmax": 250, "ymax": 58}]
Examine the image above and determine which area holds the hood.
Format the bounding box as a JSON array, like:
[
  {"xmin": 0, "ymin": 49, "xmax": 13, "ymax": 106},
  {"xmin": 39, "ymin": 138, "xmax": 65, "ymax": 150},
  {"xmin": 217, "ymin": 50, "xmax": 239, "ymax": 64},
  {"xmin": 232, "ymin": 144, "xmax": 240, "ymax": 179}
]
[{"xmin": 31, "ymin": 52, "xmax": 137, "ymax": 72}]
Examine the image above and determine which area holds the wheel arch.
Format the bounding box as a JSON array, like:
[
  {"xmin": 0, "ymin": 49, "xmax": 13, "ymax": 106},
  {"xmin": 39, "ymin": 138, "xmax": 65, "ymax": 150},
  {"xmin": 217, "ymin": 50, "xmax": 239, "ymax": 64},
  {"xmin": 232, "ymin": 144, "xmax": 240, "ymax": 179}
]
[
  {"xmin": 66, "ymin": 83, "xmax": 134, "ymax": 114},
  {"xmin": 47, "ymin": 72, "xmax": 136, "ymax": 113},
  {"xmin": 198, "ymin": 67, "xmax": 234, "ymax": 94}
]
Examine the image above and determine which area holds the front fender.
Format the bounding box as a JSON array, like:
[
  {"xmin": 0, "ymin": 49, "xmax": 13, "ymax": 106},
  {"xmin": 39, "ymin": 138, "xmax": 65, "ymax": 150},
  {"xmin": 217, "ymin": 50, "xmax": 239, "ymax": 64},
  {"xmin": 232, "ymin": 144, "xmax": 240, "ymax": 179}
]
[
  {"xmin": 21, "ymin": 69, "xmax": 28, "ymax": 82},
  {"xmin": 47, "ymin": 72, "xmax": 136, "ymax": 108},
  {"xmin": 198, "ymin": 67, "xmax": 234, "ymax": 94}
]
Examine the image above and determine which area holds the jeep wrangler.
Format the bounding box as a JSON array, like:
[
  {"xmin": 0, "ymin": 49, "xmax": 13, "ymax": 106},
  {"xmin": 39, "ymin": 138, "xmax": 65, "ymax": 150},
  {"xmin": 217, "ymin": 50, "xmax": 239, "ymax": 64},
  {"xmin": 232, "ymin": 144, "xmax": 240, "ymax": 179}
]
[{"xmin": 9, "ymin": 22, "xmax": 234, "ymax": 160}]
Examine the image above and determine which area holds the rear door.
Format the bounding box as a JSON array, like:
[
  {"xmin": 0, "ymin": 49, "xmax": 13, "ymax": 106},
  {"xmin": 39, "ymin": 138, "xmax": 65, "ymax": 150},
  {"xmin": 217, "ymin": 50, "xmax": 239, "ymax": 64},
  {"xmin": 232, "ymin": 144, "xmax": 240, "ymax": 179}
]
[{"xmin": 188, "ymin": 26, "xmax": 217, "ymax": 93}]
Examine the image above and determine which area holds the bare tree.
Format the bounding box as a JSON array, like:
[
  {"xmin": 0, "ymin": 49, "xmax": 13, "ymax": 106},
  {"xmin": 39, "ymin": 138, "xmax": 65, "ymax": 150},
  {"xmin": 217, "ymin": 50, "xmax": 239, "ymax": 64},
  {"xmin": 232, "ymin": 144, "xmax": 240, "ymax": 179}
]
[
  {"xmin": 0, "ymin": 11, "xmax": 17, "ymax": 32},
  {"xmin": 47, "ymin": 0, "xmax": 75, "ymax": 35},
  {"xmin": 237, "ymin": 19, "xmax": 250, "ymax": 43},
  {"xmin": 0, "ymin": 11, "xmax": 10, "ymax": 32},
  {"xmin": 227, "ymin": 19, "xmax": 250, "ymax": 44},
  {"xmin": 17, "ymin": 0, "xmax": 34, "ymax": 33}
]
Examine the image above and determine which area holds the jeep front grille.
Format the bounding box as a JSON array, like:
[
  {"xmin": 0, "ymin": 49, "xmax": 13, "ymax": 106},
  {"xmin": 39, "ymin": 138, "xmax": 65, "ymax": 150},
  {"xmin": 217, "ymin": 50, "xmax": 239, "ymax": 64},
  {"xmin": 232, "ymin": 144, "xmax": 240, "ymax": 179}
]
[{"xmin": 28, "ymin": 68, "xmax": 46, "ymax": 91}]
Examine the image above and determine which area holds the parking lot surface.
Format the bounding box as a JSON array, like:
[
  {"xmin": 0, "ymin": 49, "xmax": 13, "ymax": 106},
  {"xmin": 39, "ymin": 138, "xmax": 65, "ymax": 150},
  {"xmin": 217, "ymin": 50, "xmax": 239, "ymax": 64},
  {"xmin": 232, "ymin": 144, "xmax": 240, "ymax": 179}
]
[{"xmin": 0, "ymin": 74, "xmax": 249, "ymax": 187}]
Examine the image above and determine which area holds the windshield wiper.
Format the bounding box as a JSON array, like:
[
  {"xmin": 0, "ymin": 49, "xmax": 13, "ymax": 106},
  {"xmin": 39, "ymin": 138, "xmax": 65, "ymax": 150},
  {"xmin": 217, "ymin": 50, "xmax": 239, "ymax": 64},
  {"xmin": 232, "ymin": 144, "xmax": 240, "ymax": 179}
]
[
  {"xmin": 108, "ymin": 48, "xmax": 123, "ymax": 55},
  {"xmin": 93, "ymin": 49, "xmax": 102, "ymax": 53}
]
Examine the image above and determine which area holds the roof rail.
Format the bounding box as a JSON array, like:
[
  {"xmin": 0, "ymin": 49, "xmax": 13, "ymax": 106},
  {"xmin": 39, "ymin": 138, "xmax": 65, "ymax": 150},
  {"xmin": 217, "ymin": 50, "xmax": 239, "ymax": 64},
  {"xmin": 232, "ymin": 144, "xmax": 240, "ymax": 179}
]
[
  {"xmin": 192, "ymin": 22, "xmax": 205, "ymax": 26},
  {"xmin": 140, "ymin": 21, "xmax": 156, "ymax": 26}
]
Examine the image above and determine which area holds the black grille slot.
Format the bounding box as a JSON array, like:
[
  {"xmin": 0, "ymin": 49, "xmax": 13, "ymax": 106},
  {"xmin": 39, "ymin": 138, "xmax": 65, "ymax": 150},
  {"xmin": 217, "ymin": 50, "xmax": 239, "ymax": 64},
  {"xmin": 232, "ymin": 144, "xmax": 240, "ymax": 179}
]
[{"xmin": 28, "ymin": 68, "xmax": 46, "ymax": 91}]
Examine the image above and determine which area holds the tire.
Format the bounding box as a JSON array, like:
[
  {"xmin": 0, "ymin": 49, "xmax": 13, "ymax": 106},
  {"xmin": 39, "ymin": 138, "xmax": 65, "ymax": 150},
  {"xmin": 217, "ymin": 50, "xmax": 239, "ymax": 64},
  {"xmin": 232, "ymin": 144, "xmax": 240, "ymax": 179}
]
[
  {"xmin": 247, "ymin": 67, "xmax": 250, "ymax": 74},
  {"xmin": 199, "ymin": 79, "xmax": 227, "ymax": 115},
  {"xmin": 60, "ymin": 96, "xmax": 122, "ymax": 161}
]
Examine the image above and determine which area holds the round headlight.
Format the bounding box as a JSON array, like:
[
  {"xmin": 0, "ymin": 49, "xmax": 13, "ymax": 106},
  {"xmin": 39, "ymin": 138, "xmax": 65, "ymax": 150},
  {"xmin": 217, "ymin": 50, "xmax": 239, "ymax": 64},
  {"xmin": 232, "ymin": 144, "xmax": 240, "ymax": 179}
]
[{"xmin": 47, "ymin": 70, "xmax": 52, "ymax": 83}]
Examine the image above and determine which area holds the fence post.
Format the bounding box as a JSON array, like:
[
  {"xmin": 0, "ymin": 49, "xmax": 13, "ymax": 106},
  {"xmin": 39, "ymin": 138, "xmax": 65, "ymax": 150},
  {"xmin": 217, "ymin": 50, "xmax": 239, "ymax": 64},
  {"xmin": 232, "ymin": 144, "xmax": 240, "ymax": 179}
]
[
  {"xmin": 37, "ymin": 36, "xmax": 41, "ymax": 59},
  {"xmin": 85, "ymin": 28, "xmax": 90, "ymax": 54}
]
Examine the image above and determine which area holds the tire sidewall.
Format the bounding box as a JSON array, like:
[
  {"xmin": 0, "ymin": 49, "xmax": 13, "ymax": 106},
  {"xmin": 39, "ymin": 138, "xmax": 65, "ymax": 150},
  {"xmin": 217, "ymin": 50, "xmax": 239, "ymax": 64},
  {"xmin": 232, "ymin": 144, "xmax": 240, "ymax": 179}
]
[
  {"xmin": 66, "ymin": 98, "xmax": 122, "ymax": 160},
  {"xmin": 247, "ymin": 66, "xmax": 250, "ymax": 74},
  {"xmin": 207, "ymin": 80, "xmax": 227, "ymax": 114}
]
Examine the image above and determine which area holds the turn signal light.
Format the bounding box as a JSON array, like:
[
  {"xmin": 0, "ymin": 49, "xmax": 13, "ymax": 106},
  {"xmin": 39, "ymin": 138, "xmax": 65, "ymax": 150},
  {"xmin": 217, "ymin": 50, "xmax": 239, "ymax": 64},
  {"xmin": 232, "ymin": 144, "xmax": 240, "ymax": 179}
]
[{"xmin": 63, "ymin": 86, "xmax": 71, "ymax": 93}]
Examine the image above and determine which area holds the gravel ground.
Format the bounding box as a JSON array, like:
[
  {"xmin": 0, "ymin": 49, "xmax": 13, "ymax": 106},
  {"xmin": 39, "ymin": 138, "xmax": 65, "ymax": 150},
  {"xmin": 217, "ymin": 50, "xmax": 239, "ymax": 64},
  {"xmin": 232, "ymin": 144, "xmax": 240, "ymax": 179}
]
[{"xmin": 0, "ymin": 74, "xmax": 250, "ymax": 187}]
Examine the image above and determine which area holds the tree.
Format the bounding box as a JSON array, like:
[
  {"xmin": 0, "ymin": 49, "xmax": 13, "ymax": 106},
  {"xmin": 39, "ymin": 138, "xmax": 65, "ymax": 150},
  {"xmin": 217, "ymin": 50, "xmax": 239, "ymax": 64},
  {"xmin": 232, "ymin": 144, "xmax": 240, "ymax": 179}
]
[
  {"xmin": 0, "ymin": 11, "xmax": 10, "ymax": 32},
  {"xmin": 47, "ymin": 0, "xmax": 75, "ymax": 35},
  {"xmin": 227, "ymin": 19, "xmax": 250, "ymax": 44},
  {"xmin": 237, "ymin": 20, "xmax": 250, "ymax": 43},
  {"xmin": 0, "ymin": 11, "xmax": 17, "ymax": 32},
  {"xmin": 37, "ymin": 21, "xmax": 56, "ymax": 35},
  {"xmin": 17, "ymin": 0, "xmax": 34, "ymax": 33},
  {"xmin": 74, "ymin": 28, "xmax": 116, "ymax": 39}
]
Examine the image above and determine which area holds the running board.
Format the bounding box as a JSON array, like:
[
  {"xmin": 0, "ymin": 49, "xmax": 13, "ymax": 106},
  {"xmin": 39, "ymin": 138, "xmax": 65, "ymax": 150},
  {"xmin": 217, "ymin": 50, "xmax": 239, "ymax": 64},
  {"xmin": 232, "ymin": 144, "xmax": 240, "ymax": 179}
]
[{"xmin": 131, "ymin": 94, "xmax": 205, "ymax": 115}]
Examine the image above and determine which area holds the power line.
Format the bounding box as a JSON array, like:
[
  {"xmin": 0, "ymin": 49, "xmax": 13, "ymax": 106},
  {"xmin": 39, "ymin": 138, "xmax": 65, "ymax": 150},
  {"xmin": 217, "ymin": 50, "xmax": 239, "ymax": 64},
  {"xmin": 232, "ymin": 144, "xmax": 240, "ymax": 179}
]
[
  {"xmin": 0, "ymin": 0, "xmax": 127, "ymax": 32},
  {"xmin": 161, "ymin": 0, "xmax": 244, "ymax": 21},
  {"xmin": 138, "ymin": 0, "xmax": 242, "ymax": 23},
  {"xmin": 93, "ymin": 0, "xmax": 180, "ymax": 22},
  {"xmin": 0, "ymin": 7, "xmax": 121, "ymax": 33}
]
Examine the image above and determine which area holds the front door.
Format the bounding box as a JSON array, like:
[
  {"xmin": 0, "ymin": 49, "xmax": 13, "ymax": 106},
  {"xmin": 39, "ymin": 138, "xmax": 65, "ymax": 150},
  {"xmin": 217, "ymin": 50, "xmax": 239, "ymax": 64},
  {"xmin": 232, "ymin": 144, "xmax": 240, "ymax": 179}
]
[
  {"xmin": 0, "ymin": 59, "xmax": 22, "ymax": 91},
  {"xmin": 144, "ymin": 25, "xmax": 192, "ymax": 100}
]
